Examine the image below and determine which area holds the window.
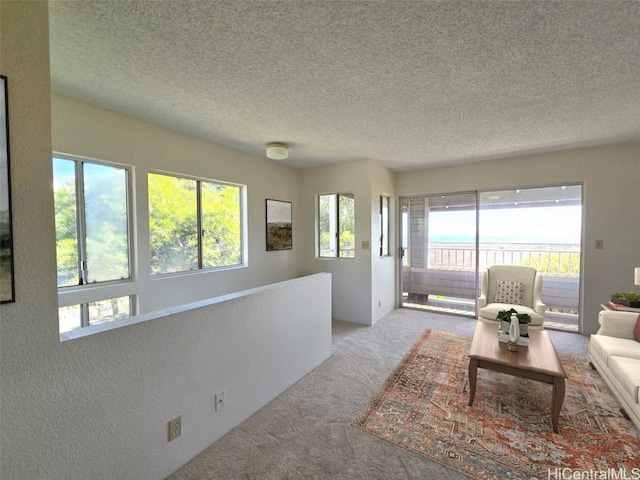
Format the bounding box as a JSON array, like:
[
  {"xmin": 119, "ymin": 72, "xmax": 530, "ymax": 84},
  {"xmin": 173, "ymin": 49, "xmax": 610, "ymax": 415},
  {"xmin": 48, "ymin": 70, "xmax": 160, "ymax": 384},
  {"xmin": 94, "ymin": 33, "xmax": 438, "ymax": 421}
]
[
  {"xmin": 54, "ymin": 158, "xmax": 131, "ymax": 285},
  {"xmin": 318, "ymin": 193, "xmax": 355, "ymax": 258},
  {"xmin": 380, "ymin": 195, "xmax": 390, "ymax": 256},
  {"xmin": 53, "ymin": 156, "xmax": 134, "ymax": 333},
  {"xmin": 148, "ymin": 172, "xmax": 243, "ymax": 274},
  {"xmin": 58, "ymin": 296, "xmax": 134, "ymax": 332}
]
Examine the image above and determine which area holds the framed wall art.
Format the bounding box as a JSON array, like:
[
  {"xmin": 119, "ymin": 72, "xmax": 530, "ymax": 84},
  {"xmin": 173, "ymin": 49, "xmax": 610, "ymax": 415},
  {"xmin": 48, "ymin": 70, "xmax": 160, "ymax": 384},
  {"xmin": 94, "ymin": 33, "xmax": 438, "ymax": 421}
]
[
  {"xmin": 0, "ymin": 75, "xmax": 15, "ymax": 303},
  {"xmin": 266, "ymin": 199, "xmax": 292, "ymax": 251}
]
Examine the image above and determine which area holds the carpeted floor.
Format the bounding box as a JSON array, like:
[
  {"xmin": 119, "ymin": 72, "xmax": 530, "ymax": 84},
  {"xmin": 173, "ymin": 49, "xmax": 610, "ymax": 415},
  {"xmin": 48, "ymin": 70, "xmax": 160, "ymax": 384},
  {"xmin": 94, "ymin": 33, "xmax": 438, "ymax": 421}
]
[
  {"xmin": 167, "ymin": 309, "xmax": 595, "ymax": 480},
  {"xmin": 353, "ymin": 329, "xmax": 640, "ymax": 479}
]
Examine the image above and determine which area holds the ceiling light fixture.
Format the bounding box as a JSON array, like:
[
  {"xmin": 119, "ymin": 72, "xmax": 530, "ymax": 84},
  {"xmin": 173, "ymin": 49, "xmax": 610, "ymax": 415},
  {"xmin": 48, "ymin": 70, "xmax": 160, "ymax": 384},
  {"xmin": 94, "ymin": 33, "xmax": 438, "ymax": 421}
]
[{"xmin": 266, "ymin": 142, "xmax": 288, "ymax": 160}]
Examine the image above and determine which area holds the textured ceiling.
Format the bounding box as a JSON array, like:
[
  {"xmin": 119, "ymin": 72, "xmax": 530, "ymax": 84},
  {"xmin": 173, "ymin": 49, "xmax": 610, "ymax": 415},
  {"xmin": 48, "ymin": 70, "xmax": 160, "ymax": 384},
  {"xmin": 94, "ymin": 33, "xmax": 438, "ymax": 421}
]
[{"xmin": 48, "ymin": 0, "xmax": 640, "ymax": 171}]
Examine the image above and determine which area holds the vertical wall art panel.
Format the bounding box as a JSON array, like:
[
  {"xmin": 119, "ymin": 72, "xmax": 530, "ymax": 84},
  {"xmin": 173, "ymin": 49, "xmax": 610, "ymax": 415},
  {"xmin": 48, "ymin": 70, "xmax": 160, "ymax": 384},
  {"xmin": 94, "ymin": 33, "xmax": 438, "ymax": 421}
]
[
  {"xmin": 266, "ymin": 199, "xmax": 292, "ymax": 251},
  {"xmin": 0, "ymin": 75, "xmax": 15, "ymax": 303}
]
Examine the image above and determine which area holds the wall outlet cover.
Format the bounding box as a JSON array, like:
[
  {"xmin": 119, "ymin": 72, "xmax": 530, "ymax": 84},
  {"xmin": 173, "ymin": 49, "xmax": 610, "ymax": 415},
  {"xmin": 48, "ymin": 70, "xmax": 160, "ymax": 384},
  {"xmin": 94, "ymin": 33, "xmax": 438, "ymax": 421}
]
[
  {"xmin": 215, "ymin": 390, "xmax": 226, "ymax": 412},
  {"xmin": 168, "ymin": 416, "xmax": 181, "ymax": 441}
]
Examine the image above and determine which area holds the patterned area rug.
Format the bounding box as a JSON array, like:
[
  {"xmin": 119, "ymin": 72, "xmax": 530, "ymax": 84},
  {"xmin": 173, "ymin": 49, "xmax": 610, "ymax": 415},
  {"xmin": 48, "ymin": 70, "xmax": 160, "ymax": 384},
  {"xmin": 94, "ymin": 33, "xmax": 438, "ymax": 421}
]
[{"xmin": 353, "ymin": 329, "xmax": 640, "ymax": 479}]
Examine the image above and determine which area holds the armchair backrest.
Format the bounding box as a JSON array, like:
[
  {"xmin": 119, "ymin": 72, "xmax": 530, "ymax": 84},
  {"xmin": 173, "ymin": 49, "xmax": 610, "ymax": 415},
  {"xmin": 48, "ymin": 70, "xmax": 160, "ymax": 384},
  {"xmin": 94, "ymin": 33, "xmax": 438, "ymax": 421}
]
[{"xmin": 482, "ymin": 264, "xmax": 541, "ymax": 308}]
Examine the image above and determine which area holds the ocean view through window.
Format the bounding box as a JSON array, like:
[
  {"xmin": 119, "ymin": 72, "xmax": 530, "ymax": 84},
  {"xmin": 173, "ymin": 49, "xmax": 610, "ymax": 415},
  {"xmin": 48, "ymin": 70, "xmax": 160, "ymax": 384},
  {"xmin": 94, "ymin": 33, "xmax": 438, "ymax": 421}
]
[{"xmin": 401, "ymin": 185, "xmax": 582, "ymax": 331}]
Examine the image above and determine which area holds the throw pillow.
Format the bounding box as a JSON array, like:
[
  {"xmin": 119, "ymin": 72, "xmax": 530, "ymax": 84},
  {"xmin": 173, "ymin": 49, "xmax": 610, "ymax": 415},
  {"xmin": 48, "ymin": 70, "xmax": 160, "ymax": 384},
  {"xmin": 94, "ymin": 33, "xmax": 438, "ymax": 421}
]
[
  {"xmin": 494, "ymin": 280, "xmax": 525, "ymax": 305},
  {"xmin": 634, "ymin": 314, "xmax": 640, "ymax": 342}
]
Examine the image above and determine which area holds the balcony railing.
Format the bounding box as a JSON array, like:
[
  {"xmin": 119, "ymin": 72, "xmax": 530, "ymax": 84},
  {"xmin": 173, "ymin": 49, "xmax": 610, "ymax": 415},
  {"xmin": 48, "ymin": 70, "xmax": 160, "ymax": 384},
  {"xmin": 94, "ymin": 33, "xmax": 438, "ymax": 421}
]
[
  {"xmin": 403, "ymin": 243, "xmax": 581, "ymax": 313},
  {"xmin": 414, "ymin": 243, "xmax": 580, "ymax": 276}
]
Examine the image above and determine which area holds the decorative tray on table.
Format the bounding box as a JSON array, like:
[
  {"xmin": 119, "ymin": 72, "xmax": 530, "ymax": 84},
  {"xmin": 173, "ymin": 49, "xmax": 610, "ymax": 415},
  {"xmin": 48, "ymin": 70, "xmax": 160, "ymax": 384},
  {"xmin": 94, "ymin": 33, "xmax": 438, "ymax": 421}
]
[{"xmin": 610, "ymin": 294, "xmax": 640, "ymax": 308}]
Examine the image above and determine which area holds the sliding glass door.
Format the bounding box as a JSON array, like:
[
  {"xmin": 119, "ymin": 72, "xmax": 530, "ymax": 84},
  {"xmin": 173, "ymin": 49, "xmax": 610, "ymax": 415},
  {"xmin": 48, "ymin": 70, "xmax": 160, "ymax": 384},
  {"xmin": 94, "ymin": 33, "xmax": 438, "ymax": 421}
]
[{"xmin": 400, "ymin": 184, "xmax": 582, "ymax": 331}]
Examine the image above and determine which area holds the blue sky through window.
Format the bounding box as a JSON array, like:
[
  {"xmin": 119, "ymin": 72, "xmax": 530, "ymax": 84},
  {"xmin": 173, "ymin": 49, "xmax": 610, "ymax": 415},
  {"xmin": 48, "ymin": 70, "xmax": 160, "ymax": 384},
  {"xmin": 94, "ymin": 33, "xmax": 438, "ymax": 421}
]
[{"xmin": 429, "ymin": 205, "xmax": 582, "ymax": 244}]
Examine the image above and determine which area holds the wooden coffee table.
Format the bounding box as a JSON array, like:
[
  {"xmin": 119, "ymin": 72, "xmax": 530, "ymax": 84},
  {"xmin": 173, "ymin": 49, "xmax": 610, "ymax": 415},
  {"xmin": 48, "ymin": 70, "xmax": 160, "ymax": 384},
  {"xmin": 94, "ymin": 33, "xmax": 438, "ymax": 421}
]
[{"xmin": 468, "ymin": 321, "xmax": 567, "ymax": 433}]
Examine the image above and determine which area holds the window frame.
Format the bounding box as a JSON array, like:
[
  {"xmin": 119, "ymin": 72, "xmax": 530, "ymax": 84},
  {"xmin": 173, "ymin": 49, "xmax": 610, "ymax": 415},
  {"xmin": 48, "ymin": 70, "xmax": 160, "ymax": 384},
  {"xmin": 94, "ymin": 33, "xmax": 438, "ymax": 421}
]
[
  {"xmin": 147, "ymin": 170, "xmax": 246, "ymax": 275},
  {"xmin": 317, "ymin": 192, "xmax": 356, "ymax": 259},
  {"xmin": 380, "ymin": 195, "xmax": 391, "ymax": 257},
  {"xmin": 53, "ymin": 153, "xmax": 137, "ymax": 332}
]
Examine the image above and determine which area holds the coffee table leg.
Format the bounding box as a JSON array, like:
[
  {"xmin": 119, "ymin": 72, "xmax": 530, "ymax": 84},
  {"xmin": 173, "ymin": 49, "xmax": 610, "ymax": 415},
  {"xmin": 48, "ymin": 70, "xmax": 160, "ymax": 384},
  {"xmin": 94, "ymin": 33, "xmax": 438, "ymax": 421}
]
[
  {"xmin": 551, "ymin": 376, "xmax": 565, "ymax": 433},
  {"xmin": 468, "ymin": 358, "xmax": 478, "ymax": 406}
]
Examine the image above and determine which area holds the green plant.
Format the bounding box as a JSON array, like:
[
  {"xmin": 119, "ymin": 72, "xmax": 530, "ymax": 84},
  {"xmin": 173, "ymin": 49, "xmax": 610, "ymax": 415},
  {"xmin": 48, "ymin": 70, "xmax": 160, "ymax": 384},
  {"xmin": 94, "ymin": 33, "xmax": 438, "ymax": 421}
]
[
  {"xmin": 612, "ymin": 292, "xmax": 640, "ymax": 301},
  {"xmin": 496, "ymin": 308, "xmax": 531, "ymax": 324}
]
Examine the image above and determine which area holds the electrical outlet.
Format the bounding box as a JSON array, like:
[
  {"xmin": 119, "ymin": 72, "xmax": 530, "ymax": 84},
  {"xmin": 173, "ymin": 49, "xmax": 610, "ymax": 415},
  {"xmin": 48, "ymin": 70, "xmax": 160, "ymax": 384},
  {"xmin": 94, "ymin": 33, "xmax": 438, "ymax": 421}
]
[
  {"xmin": 215, "ymin": 390, "xmax": 226, "ymax": 412},
  {"xmin": 168, "ymin": 416, "xmax": 181, "ymax": 441},
  {"xmin": 362, "ymin": 241, "xmax": 370, "ymax": 249}
]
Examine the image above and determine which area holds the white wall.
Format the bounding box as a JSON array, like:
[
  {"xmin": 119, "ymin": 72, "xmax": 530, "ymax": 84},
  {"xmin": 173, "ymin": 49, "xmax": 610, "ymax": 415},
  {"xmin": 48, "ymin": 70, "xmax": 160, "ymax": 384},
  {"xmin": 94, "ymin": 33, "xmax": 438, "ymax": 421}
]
[
  {"xmin": 4, "ymin": 269, "xmax": 332, "ymax": 480},
  {"xmin": 396, "ymin": 141, "xmax": 640, "ymax": 334},
  {"xmin": 301, "ymin": 159, "xmax": 397, "ymax": 325},
  {"xmin": 1, "ymin": 4, "xmax": 333, "ymax": 480},
  {"xmin": 51, "ymin": 97, "xmax": 403, "ymax": 327},
  {"xmin": 52, "ymin": 95, "xmax": 306, "ymax": 313},
  {"xmin": 370, "ymin": 160, "xmax": 397, "ymax": 323}
]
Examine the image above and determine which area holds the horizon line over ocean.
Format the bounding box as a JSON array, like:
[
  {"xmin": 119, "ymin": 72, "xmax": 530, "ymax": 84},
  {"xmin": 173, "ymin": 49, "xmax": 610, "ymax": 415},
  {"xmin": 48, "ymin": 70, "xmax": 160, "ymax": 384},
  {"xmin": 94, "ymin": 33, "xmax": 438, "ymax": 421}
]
[{"xmin": 427, "ymin": 240, "xmax": 581, "ymax": 250}]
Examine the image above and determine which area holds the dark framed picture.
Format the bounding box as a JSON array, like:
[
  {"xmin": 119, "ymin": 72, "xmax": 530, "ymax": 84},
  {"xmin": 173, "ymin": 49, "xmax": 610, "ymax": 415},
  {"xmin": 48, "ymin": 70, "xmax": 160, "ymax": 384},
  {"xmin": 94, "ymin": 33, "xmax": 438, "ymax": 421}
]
[
  {"xmin": 266, "ymin": 199, "xmax": 292, "ymax": 251},
  {"xmin": 1, "ymin": 75, "xmax": 15, "ymax": 303}
]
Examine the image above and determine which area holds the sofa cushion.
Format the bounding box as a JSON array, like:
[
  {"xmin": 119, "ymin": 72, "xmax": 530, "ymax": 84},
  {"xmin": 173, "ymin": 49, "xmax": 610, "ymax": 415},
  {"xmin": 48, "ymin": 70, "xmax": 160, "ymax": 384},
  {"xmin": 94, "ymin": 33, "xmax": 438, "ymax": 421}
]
[
  {"xmin": 608, "ymin": 356, "xmax": 640, "ymax": 404},
  {"xmin": 589, "ymin": 335, "xmax": 640, "ymax": 366},
  {"xmin": 634, "ymin": 314, "xmax": 640, "ymax": 342},
  {"xmin": 494, "ymin": 280, "xmax": 525, "ymax": 305}
]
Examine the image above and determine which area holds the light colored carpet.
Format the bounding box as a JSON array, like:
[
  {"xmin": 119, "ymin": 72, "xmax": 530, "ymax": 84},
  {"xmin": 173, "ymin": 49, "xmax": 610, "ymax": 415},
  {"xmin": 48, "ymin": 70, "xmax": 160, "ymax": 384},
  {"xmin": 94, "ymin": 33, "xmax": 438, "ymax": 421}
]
[{"xmin": 167, "ymin": 308, "xmax": 589, "ymax": 479}]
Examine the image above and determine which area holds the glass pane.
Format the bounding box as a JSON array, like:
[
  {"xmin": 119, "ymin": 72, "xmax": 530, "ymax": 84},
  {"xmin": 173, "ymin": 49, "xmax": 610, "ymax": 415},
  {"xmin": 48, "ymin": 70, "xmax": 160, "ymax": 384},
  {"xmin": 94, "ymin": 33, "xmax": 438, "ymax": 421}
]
[
  {"xmin": 88, "ymin": 296, "xmax": 131, "ymax": 326},
  {"xmin": 84, "ymin": 163, "xmax": 130, "ymax": 283},
  {"xmin": 318, "ymin": 194, "xmax": 336, "ymax": 257},
  {"xmin": 53, "ymin": 158, "xmax": 79, "ymax": 287},
  {"xmin": 201, "ymin": 182, "xmax": 242, "ymax": 268},
  {"xmin": 148, "ymin": 173, "xmax": 198, "ymax": 274},
  {"xmin": 479, "ymin": 185, "xmax": 582, "ymax": 328},
  {"xmin": 58, "ymin": 304, "xmax": 81, "ymax": 333},
  {"xmin": 401, "ymin": 198, "xmax": 409, "ymax": 268},
  {"xmin": 401, "ymin": 193, "xmax": 477, "ymax": 316},
  {"xmin": 381, "ymin": 196, "xmax": 389, "ymax": 256},
  {"xmin": 338, "ymin": 193, "xmax": 355, "ymax": 258},
  {"xmin": 478, "ymin": 186, "xmax": 582, "ymax": 263}
]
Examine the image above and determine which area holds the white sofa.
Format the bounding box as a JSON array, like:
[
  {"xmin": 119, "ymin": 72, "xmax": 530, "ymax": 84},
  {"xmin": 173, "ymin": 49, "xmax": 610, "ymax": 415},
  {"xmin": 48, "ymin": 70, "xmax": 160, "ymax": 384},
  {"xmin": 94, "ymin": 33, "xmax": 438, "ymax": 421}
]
[{"xmin": 588, "ymin": 310, "xmax": 640, "ymax": 432}]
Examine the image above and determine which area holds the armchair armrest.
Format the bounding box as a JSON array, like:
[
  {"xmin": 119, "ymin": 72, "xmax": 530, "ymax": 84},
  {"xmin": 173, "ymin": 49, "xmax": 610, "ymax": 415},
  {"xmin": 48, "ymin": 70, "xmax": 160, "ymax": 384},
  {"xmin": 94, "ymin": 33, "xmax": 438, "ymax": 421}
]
[
  {"xmin": 596, "ymin": 310, "xmax": 638, "ymax": 340},
  {"xmin": 478, "ymin": 269, "xmax": 489, "ymax": 308},
  {"xmin": 478, "ymin": 295, "xmax": 487, "ymax": 308},
  {"xmin": 533, "ymin": 299, "xmax": 546, "ymax": 316}
]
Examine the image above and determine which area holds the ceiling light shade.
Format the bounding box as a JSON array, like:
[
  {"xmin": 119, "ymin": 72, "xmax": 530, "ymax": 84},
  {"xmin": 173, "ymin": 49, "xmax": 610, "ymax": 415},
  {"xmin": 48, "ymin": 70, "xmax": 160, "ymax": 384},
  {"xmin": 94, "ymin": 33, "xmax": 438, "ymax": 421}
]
[{"xmin": 266, "ymin": 143, "xmax": 288, "ymax": 160}]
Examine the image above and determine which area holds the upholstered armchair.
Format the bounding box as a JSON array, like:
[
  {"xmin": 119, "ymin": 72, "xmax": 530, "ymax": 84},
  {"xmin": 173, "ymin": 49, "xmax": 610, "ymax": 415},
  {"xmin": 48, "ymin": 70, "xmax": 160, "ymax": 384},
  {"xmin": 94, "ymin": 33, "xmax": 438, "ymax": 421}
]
[{"xmin": 478, "ymin": 264, "xmax": 546, "ymax": 328}]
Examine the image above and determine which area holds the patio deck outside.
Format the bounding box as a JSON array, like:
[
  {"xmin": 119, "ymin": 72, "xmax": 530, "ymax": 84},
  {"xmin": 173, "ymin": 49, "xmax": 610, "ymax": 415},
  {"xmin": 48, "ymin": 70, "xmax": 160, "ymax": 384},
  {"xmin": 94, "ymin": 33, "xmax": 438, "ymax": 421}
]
[{"xmin": 402, "ymin": 242, "xmax": 580, "ymax": 332}]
